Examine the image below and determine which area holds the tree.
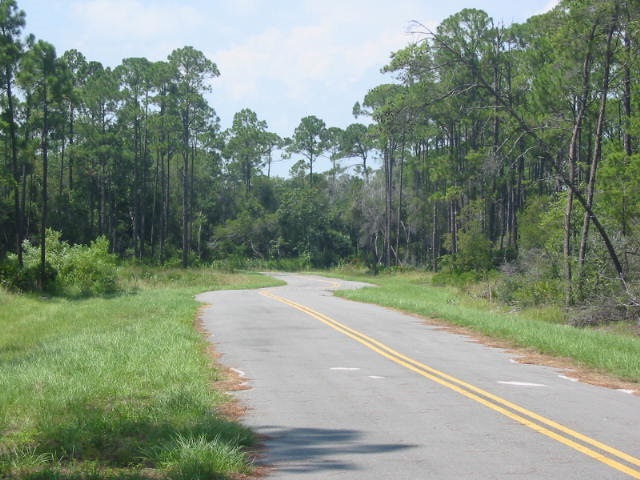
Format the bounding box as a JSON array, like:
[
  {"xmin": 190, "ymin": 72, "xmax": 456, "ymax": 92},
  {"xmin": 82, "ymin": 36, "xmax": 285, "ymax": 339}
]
[
  {"xmin": 147, "ymin": 59, "xmax": 180, "ymax": 263},
  {"xmin": 0, "ymin": 0, "xmax": 25, "ymax": 263},
  {"xmin": 339, "ymin": 123, "xmax": 375, "ymax": 183},
  {"xmin": 18, "ymin": 39, "xmax": 70, "ymax": 288},
  {"xmin": 361, "ymin": 83, "xmax": 407, "ymax": 266},
  {"xmin": 167, "ymin": 46, "xmax": 219, "ymax": 267},
  {"xmin": 276, "ymin": 180, "xmax": 351, "ymax": 267},
  {"xmin": 288, "ymin": 115, "xmax": 329, "ymax": 185},
  {"xmin": 115, "ymin": 57, "xmax": 154, "ymax": 258},
  {"xmin": 223, "ymin": 108, "xmax": 270, "ymax": 195},
  {"xmin": 57, "ymin": 49, "xmax": 86, "ymax": 196},
  {"xmin": 576, "ymin": 2, "xmax": 619, "ymax": 299}
]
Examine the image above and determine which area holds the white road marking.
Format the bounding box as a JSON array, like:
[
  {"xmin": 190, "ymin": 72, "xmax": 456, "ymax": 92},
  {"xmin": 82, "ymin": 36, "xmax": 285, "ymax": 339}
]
[
  {"xmin": 330, "ymin": 367, "xmax": 360, "ymax": 371},
  {"xmin": 617, "ymin": 389, "xmax": 635, "ymax": 395},
  {"xmin": 230, "ymin": 367, "xmax": 251, "ymax": 387},
  {"xmin": 231, "ymin": 367, "xmax": 247, "ymax": 378},
  {"xmin": 368, "ymin": 375, "xmax": 385, "ymax": 379},
  {"xmin": 558, "ymin": 375, "xmax": 579, "ymax": 382},
  {"xmin": 498, "ymin": 381, "xmax": 546, "ymax": 387}
]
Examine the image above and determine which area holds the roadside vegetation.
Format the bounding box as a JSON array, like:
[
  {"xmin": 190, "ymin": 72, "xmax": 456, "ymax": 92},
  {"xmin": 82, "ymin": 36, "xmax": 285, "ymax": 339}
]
[
  {"xmin": 0, "ymin": 266, "xmax": 282, "ymax": 480},
  {"xmin": 1, "ymin": 244, "xmax": 637, "ymax": 479},
  {"xmin": 4, "ymin": 0, "xmax": 640, "ymax": 328},
  {"xmin": 331, "ymin": 269, "xmax": 640, "ymax": 384},
  {"xmin": 1, "ymin": 0, "xmax": 640, "ymax": 472}
]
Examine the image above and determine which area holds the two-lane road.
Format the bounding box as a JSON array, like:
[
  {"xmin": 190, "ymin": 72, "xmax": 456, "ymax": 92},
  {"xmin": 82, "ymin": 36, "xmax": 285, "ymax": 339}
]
[{"xmin": 196, "ymin": 273, "xmax": 640, "ymax": 479}]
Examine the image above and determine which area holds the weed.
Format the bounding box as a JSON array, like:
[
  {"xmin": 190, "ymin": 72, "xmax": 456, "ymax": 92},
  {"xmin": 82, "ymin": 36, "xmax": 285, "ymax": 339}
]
[
  {"xmin": 334, "ymin": 272, "xmax": 640, "ymax": 382},
  {"xmin": 0, "ymin": 267, "xmax": 276, "ymax": 478}
]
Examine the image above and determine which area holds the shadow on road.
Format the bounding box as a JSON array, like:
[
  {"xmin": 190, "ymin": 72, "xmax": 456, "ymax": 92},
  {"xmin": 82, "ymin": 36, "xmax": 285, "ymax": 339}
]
[{"xmin": 256, "ymin": 426, "xmax": 416, "ymax": 473}]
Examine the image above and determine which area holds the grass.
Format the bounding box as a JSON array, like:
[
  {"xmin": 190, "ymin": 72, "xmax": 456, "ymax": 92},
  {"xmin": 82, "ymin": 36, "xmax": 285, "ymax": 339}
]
[
  {"xmin": 0, "ymin": 267, "xmax": 283, "ymax": 479},
  {"xmin": 330, "ymin": 270, "xmax": 640, "ymax": 383}
]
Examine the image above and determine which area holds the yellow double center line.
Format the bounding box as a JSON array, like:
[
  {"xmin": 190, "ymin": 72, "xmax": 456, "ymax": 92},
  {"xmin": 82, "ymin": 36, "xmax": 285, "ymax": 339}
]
[{"xmin": 260, "ymin": 289, "xmax": 640, "ymax": 479}]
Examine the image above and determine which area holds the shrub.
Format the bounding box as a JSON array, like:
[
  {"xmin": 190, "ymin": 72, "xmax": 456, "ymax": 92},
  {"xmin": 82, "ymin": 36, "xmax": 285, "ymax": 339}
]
[
  {"xmin": 59, "ymin": 236, "xmax": 118, "ymax": 295},
  {"xmin": 432, "ymin": 270, "xmax": 483, "ymax": 288},
  {"xmin": 0, "ymin": 256, "xmax": 56, "ymax": 292},
  {"xmin": 494, "ymin": 270, "xmax": 563, "ymax": 308},
  {"xmin": 7, "ymin": 229, "xmax": 118, "ymax": 295}
]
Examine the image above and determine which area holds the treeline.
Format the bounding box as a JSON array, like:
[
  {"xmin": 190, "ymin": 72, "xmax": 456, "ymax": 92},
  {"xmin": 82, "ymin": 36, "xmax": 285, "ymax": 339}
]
[
  {"xmin": 357, "ymin": 0, "xmax": 640, "ymax": 315},
  {"xmin": 1, "ymin": 0, "xmax": 640, "ymax": 316}
]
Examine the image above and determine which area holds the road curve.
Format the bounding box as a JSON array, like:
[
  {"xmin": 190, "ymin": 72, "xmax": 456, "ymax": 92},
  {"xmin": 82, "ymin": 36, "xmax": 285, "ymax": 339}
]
[{"xmin": 196, "ymin": 273, "xmax": 640, "ymax": 479}]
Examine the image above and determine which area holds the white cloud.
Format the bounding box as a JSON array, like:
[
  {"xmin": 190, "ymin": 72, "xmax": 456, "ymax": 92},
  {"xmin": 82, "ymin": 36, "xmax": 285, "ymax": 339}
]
[
  {"xmin": 213, "ymin": 2, "xmax": 416, "ymax": 104},
  {"xmin": 540, "ymin": 0, "xmax": 561, "ymax": 14},
  {"xmin": 71, "ymin": 0, "xmax": 203, "ymax": 41},
  {"xmin": 214, "ymin": 25, "xmax": 333, "ymax": 102},
  {"xmin": 223, "ymin": 0, "xmax": 264, "ymax": 16}
]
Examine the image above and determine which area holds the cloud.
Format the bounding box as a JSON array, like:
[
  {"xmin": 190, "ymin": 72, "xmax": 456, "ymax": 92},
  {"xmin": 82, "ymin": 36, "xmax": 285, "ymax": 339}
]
[
  {"xmin": 70, "ymin": 0, "xmax": 203, "ymax": 41},
  {"xmin": 64, "ymin": 0, "xmax": 207, "ymax": 65},
  {"xmin": 222, "ymin": 0, "xmax": 264, "ymax": 16},
  {"xmin": 214, "ymin": 26, "xmax": 331, "ymax": 102},
  {"xmin": 540, "ymin": 0, "xmax": 561, "ymax": 13},
  {"xmin": 213, "ymin": 2, "xmax": 416, "ymax": 104}
]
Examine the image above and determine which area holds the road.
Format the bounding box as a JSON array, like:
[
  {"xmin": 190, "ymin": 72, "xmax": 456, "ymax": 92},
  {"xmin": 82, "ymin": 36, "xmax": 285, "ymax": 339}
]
[{"xmin": 196, "ymin": 273, "xmax": 640, "ymax": 479}]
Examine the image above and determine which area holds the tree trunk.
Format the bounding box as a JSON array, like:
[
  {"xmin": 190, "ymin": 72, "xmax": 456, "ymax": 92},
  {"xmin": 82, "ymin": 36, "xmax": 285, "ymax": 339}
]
[
  {"xmin": 6, "ymin": 69, "xmax": 23, "ymax": 266},
  {"xmin": 181, "ymin": 110, "xmax": 190, "ymax": 268},
  {"xmin": 563, "ymin": 174, "xmax": 575, "ymax": 306},
  {"xmin": 182, "ymin": 152, "xmax": 189, "ymax": 268},
  {"xmin": 431, "ymin": 201, "xmax": 438, "ymax": 270},
  {"xmin": 431, "ymin": 23, "xmax": 630, "ymax": 299},
  {"xmin": 623, "ymin": 9, "xmax": 633, "ymax": 159},
  {"xmin": 395, "ymin": 135, "xmax": 405, "ymax": 265},
  {"xmin": 39, "ymin": 95, "xmax": 49, "ymax": 289},
  {"xmin": 68, "ymin": 106, "xmax": 74, "ymax": 190},
  {"xmin": 578, "ymin": 21, "xmax": 615, "ymax": 272},
  {"xmin": 383, "ymin": 143, "xmax": 393, "ymax": 267},
  {"xmin": 189, "ymin": 142, "xmax": 196, "ymax": 258}
]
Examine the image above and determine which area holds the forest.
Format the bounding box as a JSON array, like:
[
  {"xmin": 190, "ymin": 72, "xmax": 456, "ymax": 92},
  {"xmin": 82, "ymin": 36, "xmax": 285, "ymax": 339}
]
[{"xmin": 1, "ymin": 0, "xmax": 640, "ymax": 322}]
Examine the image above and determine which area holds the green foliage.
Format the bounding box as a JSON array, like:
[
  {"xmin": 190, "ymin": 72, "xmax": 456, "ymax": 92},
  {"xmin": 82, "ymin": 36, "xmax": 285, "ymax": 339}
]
[
  {"xmin": 2, "ymin": 0, "xmax": 640, "ymax": 316},
  {"xmin": 0, "ymin": 256, "xmax": 56, "ymax": 292},
  {"xmin": 0, "ymin": 267, "xmax": 270, "ymax": 478},
  {"xmin": 495, "ymin": 274, "xmax": 563, "ymax": 307},
  {"xmin": 275, "ymin": 184, "xmax": 353, "ymax": 268},
  {"xmin": 440, "ymin": 200, "xmax": 496, "ymax": 274},
  {"xmin": 288, "ymin": 115, "xmax": 329, "ymax": 179},
  {"xmin": 223, "ymin": 108, "xmax": 276, "ymax": 193},
  {"xmin": 432, "ymin": 269, "xmax": 483, "ymax": 288},
  {"xmin": 212, "ymin": 205, "xmax": 278, "ymax": 261},
  {"xmin": 334, "ymin": 272, "xmax": 640, "ymax": 382},
  {"xmin": 599, "ymin": 151, "xmax": 640, "ymax": 236},
  {"xmin": 455, "ymin": 230, "xmax": 494, "ymax": 272},
  {"xmin": 17, "ymin": 229, "xmax": 118, "ymax": 295},
  {"xmin": 518, "ymin": 195, "xmax": 559, "ymax": 252},
  {"xmin": 61, "ymin": 236, "xmax": 118, "ymax": 296},
  {"xmin": 148, "ymin": 434, "xmax": 250, "ymax": 480}
]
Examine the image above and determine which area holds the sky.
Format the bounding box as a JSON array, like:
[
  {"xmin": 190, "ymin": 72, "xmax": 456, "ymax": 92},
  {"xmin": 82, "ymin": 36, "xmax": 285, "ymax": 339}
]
[{"xmin": 17, "ymin": 0, "xmax": 559, "ymax": 175}]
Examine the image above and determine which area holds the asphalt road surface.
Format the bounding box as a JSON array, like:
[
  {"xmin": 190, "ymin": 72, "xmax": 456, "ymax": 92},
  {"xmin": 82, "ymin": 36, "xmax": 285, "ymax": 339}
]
[{"xmin": 196, "ymin": 273, "xmax": 640, "ymax": 479}]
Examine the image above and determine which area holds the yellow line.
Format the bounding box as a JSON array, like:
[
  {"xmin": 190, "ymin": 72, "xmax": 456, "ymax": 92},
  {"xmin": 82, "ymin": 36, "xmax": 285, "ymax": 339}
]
[
  {"xmin": 259, "ymin": 289, "xmax": 640, "ymax": 479},
  {"xmin": 292, "ymin": 274, "xmax": 342, "ymax": 289}
]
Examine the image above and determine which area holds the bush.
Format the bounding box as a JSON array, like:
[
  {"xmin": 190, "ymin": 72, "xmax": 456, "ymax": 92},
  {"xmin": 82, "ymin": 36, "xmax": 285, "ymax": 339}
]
[
  {"xmin": 494, "ymin": 270, "xmax": 563, "ymax": 308},
  {"xmin": 0, "ymin": 256, "xmax": 56, "ymax": 292},
  {"xmin": 59, "ymin": 236, "xmax": 118, "ymax": 295},
  {"xmin": 432, "ymin": 270, "xmax": 483, "ymax": 288},
  {"xmin": 6, "ymin": 229, "xmax": 118, "ymax": 295}
]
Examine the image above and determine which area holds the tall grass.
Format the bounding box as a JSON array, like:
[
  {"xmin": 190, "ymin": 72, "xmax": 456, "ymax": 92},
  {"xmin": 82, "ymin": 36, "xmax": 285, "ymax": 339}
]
[
  {"xmin": 333, "ymin": 272, "xmax": 640, "ymax": 383},
  {"xmin": 0, "ymin": 268, "xmax": 281, "ymax": 479}
]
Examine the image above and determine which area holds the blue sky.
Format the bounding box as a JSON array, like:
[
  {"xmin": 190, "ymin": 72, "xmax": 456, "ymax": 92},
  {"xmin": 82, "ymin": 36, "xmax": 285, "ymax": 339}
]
[{"xmin": 18, "ymin": 0, "xmax": 558, "ymax": 175}]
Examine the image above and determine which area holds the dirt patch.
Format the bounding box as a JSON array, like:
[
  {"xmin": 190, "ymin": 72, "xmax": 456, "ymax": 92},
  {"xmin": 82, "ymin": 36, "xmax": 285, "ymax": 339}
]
[
  {"xmin": 196, "ymin": 314, "xmax": 252, "ymax": 421},
  {"xmin": 420, "ymin": 316, "xmax": 639, "ymax": 396}
]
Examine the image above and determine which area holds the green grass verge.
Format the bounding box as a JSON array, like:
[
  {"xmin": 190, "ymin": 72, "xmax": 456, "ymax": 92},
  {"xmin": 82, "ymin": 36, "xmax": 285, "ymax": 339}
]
[
  {"xmin": 331, "ymin": 271, "xmax": 640, "ymax": 383},
  {"xmin": 0, "ymin": 267, "xmax": 283, "ymax": 479}
]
